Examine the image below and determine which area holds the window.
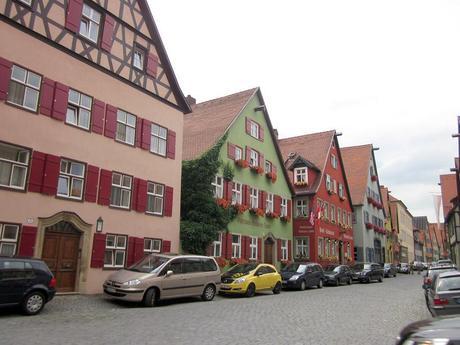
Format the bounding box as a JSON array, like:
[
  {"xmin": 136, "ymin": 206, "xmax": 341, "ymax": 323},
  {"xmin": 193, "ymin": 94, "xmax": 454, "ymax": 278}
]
[
  {"xmin": 296, "ymin": 238, "xmax": 309, "ymax": 258},
  {"xmin": 116, "ymin": 110, "xmax": 136, "ymax": 145},
  {"xmin": 370, "ymin": 166, "xmax": 374, "ymax": 176},
  {"xmin": 234, "ymin": 146, "xmax": 242, "ymax": 161},
  {"xmin": 249, "ymin": 149, "xmax": 258, "ymax": 167},
  {"xmin": 294, "ymin": 167, "xmax": 307, "ymax": 184},
  {"xmin": 250, "ymin": 121, "xmax": 259, "ymax": 139},
  {"xmin": 0, "ymin": 224, "xmax": 19, "ymax": 257},
  {"xmin": 250, "ymin": 187, "xmax": 258, "ymax": 209},
  {"xmin": 325, "ymin": 240, "xmax": 330, "ymax": 256},
  {"xmin": 133, "ymin": 47, "xmax": 145, "ymax": 70},
  {"xmin": 147, "ymin": 182, "xmax": 164, "ymax": 215},
  {"xmin": 212, "ymin": 176, "xmax": 223, "ymax": 199},
  {"xmin": 213, "ymin": 233, "xmax": 222, "ymax": 257},
  {"xmin": 266, "ymin": 193, "xmax": 273, "ymax": 213},
  {"xmin": 331, "ymin": 242, "xmax": 336, "ymax": 256},
  {"xmin": 265, "ymin": 160, "xmax": 272, "ymax": 174},
  {"xmin": 66, "ymin": 89, "xmax": 92, "ymax": 130},
  {"xmin": 0, "ymin": 142, "xmax": 29, "ymax": 190},
  {"xmin": 333, "ymin": 179, "xmax": 337, "ymax": 193},
  {"xmin": 367, "ymin": 187, "xmax": 372, "ymax": 198},
  {"xmin": 343, "ymin": 210, "xmax": 347, "ymax": 225},
  {"xmin": 79, "ymin": 3, "xmax": 101, "ymax": 43},
  {"xmin": 347, "ymin": 243, "xmax": 351, "ymax": 258},
  {"xmin": 325, "ymin": 174, "xmax": 331, "ymax": 191},
  {"xmin": 337, "ymin": 207, "xmax": 341, "ymax": 223},
  {"xmin": 295, "ymin": 199, "xmax": 308, "ymax": 217},
  {"xmin": 249, "ymin": 237, "xmax": 258, "ymax": 260},
  {"xmin": 151, "ymin": 124, "xmax": 167, "ymax": 156},
  {"xmin": 104, "ymin": 234, "xmax": 126, "ymax": 267},
  {"xmin": 331, "ymin": 154, "xmax": 337, "ymax": 169},
  {"xmin": 338, "ymin": 183, "xmax": 344, "ymax": 198},
  {"xmin": 57, "ymin": 159, "xmax": 85, "ymax": 200},
  {"xmin": 231, "ymin": 182, "xmax": 242, "ymax": 205},
  {"xmin": 281, "ymin": 239, "xmax": 289, "ymax": 260},
  {"xmin": 110, "ymin": 173, "xmax": 132, "ymax": 209},
  {"xmin": 323, "ymin": 202, "xmax": 329, "ymax": 220},
  {"xmin": 7, "ymin": 65, "xmax": 41, "ymax": 111},
  {"xmin": 231, "ymin": 234, "xmax": 241, "ymax": 258},
  {"xmin": 280, "ymin": 198, "xmax": 288, "ymax": 217},
  {"xmin": 144, "ymin": 238, "xmax": 161, "ymax": 253},
  {"xmin": 318, "ymin": 238, "xmax": 324, "ymax": 256},
  {"xmin": 364, "ymin": 210, "xmax": 369, "ymax": 223},
  {"xmin": 348, "ymin": 213, "xmax": 352, "ymax": 227},
  {"xmin": 330, "ymin": 205, "xmax": 336, "ymax": 223}
]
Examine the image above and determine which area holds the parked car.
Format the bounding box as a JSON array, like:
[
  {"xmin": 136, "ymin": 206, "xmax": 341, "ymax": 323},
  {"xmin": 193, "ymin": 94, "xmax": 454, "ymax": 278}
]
[
  {"xmin": 280, "ymin": 262, "xmax": 324, "ymax": 290},
  {"xmin": 323, "ymin": 265, "xmax": 353, "ymax": 286},
  {"xmin": 383, "ymin": 263, "xmax": 397, "ymax": 278},
  {"xmin": 220, "ymin": 263, "xmax": 281, "ymax": 297},
  {"xmin": 438, "ymin": 259, "xmax": 454, "ymax": 267},
  {"xmin": 422, "ymin": 265, "xmax": 457, "ymax": 291},
  {"xmin": 352, "ymin": 263, "xmax": 384, "ymax": 283},
  {"xmin": 426, "ymin": 271, "xmax": 460, "ymax": 317},
  {"xmin": 398, "ymin": 263, "xmax": 410, "ymax": 274},
  {"xmin": 395, "ymin": 316, "xmax": 460, "ymax": 345},
  {"xmin": 103, "ymin": 254, "xmax": 221, "ymax": 307},
  {"xmin": 0, "ymin": 256, "xmax": 56, "ymax": 315},
  {"xmin": 422, "ymin": 262, "xmax": 429, "ymax": 270}
]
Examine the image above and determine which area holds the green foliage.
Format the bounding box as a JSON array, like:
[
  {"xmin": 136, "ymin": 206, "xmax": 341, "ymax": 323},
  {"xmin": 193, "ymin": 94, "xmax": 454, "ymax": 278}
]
[
  {"xmin": 180, "ymin": 135, "xmax": 235, "ymax": 255},
  {"xmin": 222, "ymin": 162, "xmax": 234, "ymax": 181}
]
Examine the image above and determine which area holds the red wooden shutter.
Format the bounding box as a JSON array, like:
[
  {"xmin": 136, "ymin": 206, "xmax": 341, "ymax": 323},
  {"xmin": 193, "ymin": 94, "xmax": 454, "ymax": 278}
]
[
  {"xmin": 146, "ymin": 53, "xmax": 159, "ymax": 78},
  {"xmin": 101, "ymin": 15, "xmax": 115, "ymax": 52},
  {"xmin": 91, "ymin": 99, "xmax": 105, "ymax": 134},
  {"xmin": 0, "ymin": 57, "xmax": 12, "ymax": 101},
  {"xmin": 162, "ymin": 240, "xmax": 171, "ymax": 253},
  {"xmin": 259, "ymin": 152, "xmax": 264, "ymax": 168},
  {"xmin": 135, "ymin": 117, "xmax": 142, "ymax": 148},
  {"xmin": 39, "ymin": 78, "xmax": 55, "ymax": 116},
  {"xmin": 127, "ymin": 237, "xmax": 136, "ymax": 267},
  {"xmin": 243, "ymin": 185, "xmax": 250, "ymax": 206},
  {"xmin": 18, "ymin": 226, "xmax": 37, "ymax": 257},
  {"xmin": 104, "ymin": 105, "xmax": 117, "ymax": 139},
  {"xmin": 277, "ymin": 239, "xmax": 282, "ymax": 261},
  {"xmin": 166, "ymin": 130, "xmax": 176, "ymax": 159},
  {"xmin": 272, "ymin": 164, "xmax": 277, "ymax": 175},
  {"xmin": 97, "ymin": 169, "xmax": 112, "ymax": 206},
  {"xmin": 141, "ymin": 119, "xmax": 152, "ymax": 150},
  {"xmin": 131, "ymin": 177, "xmax": 139, "ymax": 210},
  {"xmin": 227, "ymin": 143, "xmax": 236, "ymax": 160},
  {"xmin": 134, "ymin": 237, "xmax": 145, "ymax": 262},
  {"xmin": 274, "ymin": 195, "xmax": 281, "ymax": 215},
  {"xmin": 257, "ymin": 238, "xmax": 262, "ymax": 261},
  {"xmin": 287, "ymin": 200, "xmax": 292, "ymax": 219},
  {"xmin": 164, "ymin": 186, "xmax": 173, "ymax": 217},
  {"xmin": 288, "ymin": 240, "xmax": 292, "ymax": 260},
  {"xmin": 65, "ymin": 0, "xmax": 83, "ymax": 33},
  {"xmin": 42, "ymin": 154, "xmax": 60, "ymax": 195},
  {"xmin": 246, "ymin": 146, "xmax": 251, "ymax": 165},
  {"xmin": 259, "ymin": 126, "xmax": 264, "ymax": 141},
  {"xmin": 28, "ymin": 151, "xmax": 46, "ymax": 193},
  {"xmin": 84, "ymin": 165, "xmax": 99, "ymax": 203},
  {"xmin": 241, "ymin": 236, "xmax": 247, "ymax": 259},
  {"xmin": 224, "ymin": 180, "xmax": 233, "ymax": 202},
  {"xmin": 259, "ymin": 191, "xmax": 266, "ymax": 210},
  {"xmin": 246, "ymin": 237, "xmax": 251, "ymax": 260},
  {"xmin": 51, "ymin": 82, "xmax": 69, "ymax": 121},
  {"xmin": 225, "ymin": 233, "xmax": 232, "ymax": 259},
  {"xmin": 90, "ymin": 233, "xmax": 107, "ymax": 268},
  {"xmin": 136, "ymin": 179, "xmax": 147, "ymax": 213},
  {"xmin": 245, "ymin": 117, "xmax": 251, "ymax": 135}
]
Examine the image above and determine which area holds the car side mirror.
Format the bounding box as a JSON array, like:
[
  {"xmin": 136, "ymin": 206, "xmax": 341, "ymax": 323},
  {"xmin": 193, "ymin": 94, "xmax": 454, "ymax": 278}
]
[{"xmin": 164, "ymin": 270, "xmax": 173, "ymax": 278}]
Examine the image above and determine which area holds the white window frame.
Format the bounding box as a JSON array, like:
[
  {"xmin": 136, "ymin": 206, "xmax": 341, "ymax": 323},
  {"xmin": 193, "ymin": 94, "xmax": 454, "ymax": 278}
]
[
  {"xmin": 331, "ymin": 154, "xmax": 337, "ymax": 169},
  {"xmin": 281, "ymin": 239, "xmax": 289, "ymax": 260},
  {"xmin": 79, "ymin": 3, "xmax": 101, "ymax": 43},
  {"xmin": 8, "ymin": 65, "xmax": 41, "ymax": 111},
  {"xmin": 151, "ymin": 124, "xmax": 167, "ymax": 156},
  {"xmin": 116, "ymin": 110, "xmax": 136, "ymax": 146},
  {"xmin": 57, "ymin": 159, "xmax": 85, "ymax": 200},
  {"xmin": 104, "ymin": 234, "xmax": 127, "ymax": 268},
  {"xmin": 250, "ymin": 121, "xmax": 259, "ymax": 139},
  {"xmin": 144, "ymin": 238, "xmax": 161, "ymax": 253},
  {"xmin": 133, "ymin": 47, "xmax": 145, "ymax": 71},
  {"xmin": 213, "ymin": 233, "xmax": 222, "ymax": 257},
  {"xmin": 266, "ymin": 193, "xmax": 274, "ymax": 213},
  {"xmin": 234, "ymin": 146, "xmax": 243, "ymax": 161},
  {"xmin": 265, "ymin": 160, "xmax": 272, "ymax": 174},
  {"xmin": 147, "ymin": 182, "xmax": 164, "ymax": 215},
  {"xmin": 66, "ymin": 89, "xmax": 92, "ymax": 130},
  {"xmin": 337, "ymin": 207, "xmax": 341, "ymax": 224},
  {"xmin": 333, "ymin": 179, "xmax": 337, "ymax": 193},
  {"xmin": 110, "ymin": 173, "xmax": 132, "ymax": 209},
  {"xmin": 249, "ymin": 237, "xmax": 258, "ymax": 260},
  {"xmin": 231, "ymin": 181, "xmax": 242, "ymax": 205},
  {"xmin": 295, "ymin": 199, "xmax": 308, "ymax": 217},
  {"xmin": 231, "ymin": 234, "xmax": 241, "ymax": 258},
  {"xmin": 296, "ymin": 238, "xmax": 309, "ymax": 258},
  {"xmin": 330, "ymin": 204, "xmax": 336, "ymax": 223},
  {"xmin": 280, "ymin": 198, "xmax": 288, "ymax": 217},
  {"xmin": 0, "ymin": 142, "xmax": 30, "ymax": 190},
  {"xmin": 323, "ymin": 202, "xmax": 329, "ymax": 220},
  {"xmin": 326, "ymin": 174, "xmax": 331, "ymax": 191},
  {"xmin": 338, "ymin": 183, "xmax": 344, "ymax": 198},
  {"xmin": 0, "ymin": 223, "xmax": 19, "ymax": 257},
  {"xmin": 249, "ymin": 149, "xmax": 259, "ymax": 167},
  {"xmin": 212, "ymin": 176, "xmax": 223, "ymax": 199},
  {"xmin": 294, "ymin": 167, "xmax": 307, "ymax": 184},
  {"xmin": 318, "ymin": 237, "xmax": 324, "ymax": 256},
  {"xmin": 250, "ymin": 187, "xmax": 259, "ymax": 209}
]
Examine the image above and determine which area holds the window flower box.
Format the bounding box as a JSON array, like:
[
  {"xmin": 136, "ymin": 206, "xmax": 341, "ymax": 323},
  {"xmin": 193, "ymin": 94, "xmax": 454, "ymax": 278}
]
[
  {"xmin": 339, "ymin": 195, "xmax": 346, "ymax": 201},
  {"xmin": 215, "ymin": 257, "xmax": 229, "ymax": 268},
  {"xmin": 266, "ymin": 172, "xmax": 277, "ymax": 182},
  {"xmin": 249, "ymin": 207, "xmax": 265, "ymax": 217},
  {"xmin": 280, "ymin": 215, "xmax": 291, "ymax": 223},
  {"xmin": 250, "ymin": 165, "xmax": 264, "ymax": 175},
  {"xmin": 265, "ymin": 211, "xmax": 279, "ymax": 219},
  {"xmin": 216, "ymin": 198, "xmax": 230, "ymax": 209},
  {"xmin": 294, "ymin": 181, "xmax": 308, "ymax": 187},
  {"xmin": 235, "ymin": 159, "xmax": 249, "ymax": 168},
  {"xmin": 365, "ymin": 222, "xmax": 373, "ymax": 230},
  {"xmin": 229, "ymin": 258, "xmax": 248, "ymax": 266},
  {"xmin": 232, "ymin": 203, "xmax": 248, "ymax": 214}
]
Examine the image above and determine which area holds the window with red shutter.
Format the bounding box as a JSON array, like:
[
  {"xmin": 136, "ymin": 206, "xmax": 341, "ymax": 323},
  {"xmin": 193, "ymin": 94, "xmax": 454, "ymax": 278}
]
[
  {"xmin": 131, "ymin": 178, "xmax": 139, "ymax": 210},
  {"xmin": 259, "ymin": 191, "xmax": 266, "ymax": 210},
  {"xmin": 259, "ymin": 153, "xmax": 264, "ymax": 168},
  {"xmin": 245, "ymin": 146, "xmax": 251, "ymax": 165},
  {"xmin": 39, "ymin": 78, "xmax": 55, "ymax": 116},
  {"xmin": 162, "ymin": 240, "xmax": 171, "ymax": 253},
  {"xmin": 91, "ymin": 99, "xmax": 105, "ymax": 134},
  {"xmin": 51, "ymin": 82, "xmax": 69, "ymax": 121},
  {"xmin": 166, "ymin": 130, "xmax": 176, "ymax": 159},
  {"xmin": 146, "ymin": 53, "xmax": 159, "ymax": 78},
  {"xmin": 224, "ymin": 233, "xmax": 232, "ymax": 259},
  {"xmin": 65, "ymin": 0, "xmax": 84, "ymax": 33},
  {"xmin": 0, "ymin": 57, "xmax": 12, "ymax": 101},
  {"xmin": 18, "ymin": 226, "xmax": 37, "ymax": 257},
  {"xmin": 84, "ymin": 165, "xmax": 99, "ymax": 203},
  {"xmin": 101, "ymin": 15, "xmax": 115, "ymax": 52},
  {"xmin": 135, "ymin": 117, "xmax": 142, "ymax": 147},
  {"xmin": 136, "ymin": 179, "xmax": 148, "ymax": 213},
  {"xmin": 257, "ymin": 238, "xmax": 262, "ymax": 261},
  {"xmin": 104, "ymin": 105, "xmax": 117, "ymax": 139},
  {"xmin": 288, "ymin": 240, "xmax": 292, "ymax": 260},
  {"xmin": 227, "ymin": 143, "xmax": 236, "ymax": 160},
  {"xmin": 127, "ymin": 237, "xmax": 136, "ymax": 267},
  {"xmin": 134, "ymin": 237, "xmax": 145, "ymax": 262},
  {"xmin": 240, "ymin": 236, "xmax": 247, "ymax": 259},
  {"xmin": 274, "ymin": 195, "xmax": 281, "ymax": 215},
  {"xmin": 97, "ymin": 169, "xmax": 112, "ymax": 206},
  {"xmin": 242, "ymin": 185, "xmax": 250, "ymax": 207},
  {"xmin": 164, "ymin": 186, "xmax": 173, "ymax": 217},
  {"xmin": 277, "ymin": 239, "xmax": 282, "ymax": 262},
  {"xmin": 42, "ymin": 154, "xmax": 60, "ymax": 195},
  {"xmin": 28, "ymin": 151, "xmax": 46, "ymax": 193},
  {"xmin": 259, "ymin": 126, "xmax": 264, "ymax": 141},
  {"xmin": 245, "ymin": 117, "xmax": 251, "ymax": 135},
  {"xmin": 90, "ymin": 233, "xmax": 107, "ymax": 268},
  {"xmin": 223, "ymin": 180, "xmax": 233, "ymax": 202},
  {"xmin": 287, "ymin": 200, "xmax": 292, "ymax": 219},
  {"xmin": 141, "ymin": 119, "xmax": 152, "ymax": 150}
]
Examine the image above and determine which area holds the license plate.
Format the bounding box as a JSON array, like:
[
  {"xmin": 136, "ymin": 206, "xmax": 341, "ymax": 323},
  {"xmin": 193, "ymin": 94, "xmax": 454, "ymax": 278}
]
[
  {"xmin": 105, "ymin": 287, "xmax": 116, "ymax": 293},
  {"xmin": 221, "ymin": 284, "xmax": 230, "ymax": 289}
]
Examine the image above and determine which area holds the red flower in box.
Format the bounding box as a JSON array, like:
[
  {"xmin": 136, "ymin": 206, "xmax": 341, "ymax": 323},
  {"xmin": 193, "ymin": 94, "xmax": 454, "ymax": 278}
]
[
  {"xmin": 250, "ymin": 165, "xmax": 264, "ymax": 175},
  {"xmin": 215, "ymin": 256, "xmax": 228, "ymax": 268},
  {"xmin": 365, "ymin": 222, "xmax": 373, "ymax": 230},
  {"xmin": 294, "ymin": 181, "xmax": 308, "ymax": 187},
  {"xmin": 216, "ymin": 198, "xmax": 230, "ymax": 209},
  {"xmin": 371, "ymin": 175, "xmax": 378, "ymax": 182},
  {"xmin": 266, "ymin": 172, "xmax": 278, "ymax": 182},
  {"xmin": 249, "ymin": 208, "xmax": 265, "ymax": 217},
  {"xmin": 232, "ymin": 203, "xmax": 248, "ymax": 214},
  {"xmin": 280, "ymin": 215, "xmax": 291, "ymax": 222},
  {"xmin": 266, "ymin": 211, "xmax": 280, "ymax": 219},
  {"xmin": 235, "ymin": 159, "xmax": 249, "ymax": 168},
  {"xmin": 230, "ymin": 257, "xmax": 248, "ymax": 266}
]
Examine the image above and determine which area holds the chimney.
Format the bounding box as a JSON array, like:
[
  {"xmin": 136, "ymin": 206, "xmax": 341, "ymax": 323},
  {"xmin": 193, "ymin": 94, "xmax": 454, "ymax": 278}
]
[
  {"xmin": 273, "ymin": 129, "xmax": 279, "ymax": 139},
  {"xmin": 186, "ymin": 95, "xmax": 196, "ymax": 106}
]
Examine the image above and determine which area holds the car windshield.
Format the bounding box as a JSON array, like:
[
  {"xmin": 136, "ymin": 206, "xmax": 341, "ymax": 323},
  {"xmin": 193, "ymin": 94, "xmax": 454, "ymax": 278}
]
[
  {"xmin": 401, "ymin": 263, "xmax": 409, "ymax": 267},
  {"xmin": 428, "ymin": 268, "xmax": 456, "ymax": 278},
  {"xmin": 437, "ymin": 276, "xmax": 460, "ymax": 291},
  {"xmin": 283, "ymin": 263, "xmax": 307, "ymax": 273},
  {"xmin": 127, "ymin": 254, "xmax": 169, "ymax": 274},
  {"xmin": 353, "ymin": 264, "xmax": 371, "ymax": 270},
  {"xmin": 325, "ymin": 265, "xmax": 339, "ymax": 272},
  {"xmin": 384, "ymin": 264, "xmax": 391, "ymax": 268},
  {"xmin": 227, "ymin": 263, "xmax": 259, "ymax": 275}
]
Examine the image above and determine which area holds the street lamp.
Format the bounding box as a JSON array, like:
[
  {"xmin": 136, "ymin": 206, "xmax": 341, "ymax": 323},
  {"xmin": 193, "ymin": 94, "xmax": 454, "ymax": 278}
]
[{"xmin": 96, "ymin": 217, "xmax": 104, "ymax": 233}]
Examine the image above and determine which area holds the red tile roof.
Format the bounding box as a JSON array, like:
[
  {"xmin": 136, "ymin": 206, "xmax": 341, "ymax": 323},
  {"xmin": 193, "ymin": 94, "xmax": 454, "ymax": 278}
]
[
  {"xmin": 183, "ymin": 88, "xmax": 257, "ymax": 160},
  {"xmin": 440, "ymin": 174, "xmax": 457, "ymax": 218},
  {"xmin": 380, "ymin": 186, "xmax": 390, "ymax": 217},
  {"xmin": 341, "ymin": 145, "xmax": 372, "ymax": 205}
]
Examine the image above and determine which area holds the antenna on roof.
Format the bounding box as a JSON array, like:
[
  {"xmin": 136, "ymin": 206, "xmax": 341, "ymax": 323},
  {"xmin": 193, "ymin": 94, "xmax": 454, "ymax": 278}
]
[
  {"xmin": 373, "ymin": 147, "xmax": 380, "ymax": 151},
  {"xmin": 335, "ymin": 132, "xmax": 343, "ymax": 136}
]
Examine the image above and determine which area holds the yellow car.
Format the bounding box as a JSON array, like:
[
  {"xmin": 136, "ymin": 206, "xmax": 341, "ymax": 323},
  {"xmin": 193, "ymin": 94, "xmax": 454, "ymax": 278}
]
[{"xmin": 219, "ymin": 263, "xmax": 282, "ymax": 297}]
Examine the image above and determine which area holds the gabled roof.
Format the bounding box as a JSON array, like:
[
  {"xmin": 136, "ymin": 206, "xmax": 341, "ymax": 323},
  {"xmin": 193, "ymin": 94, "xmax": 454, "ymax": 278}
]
[
  {"xmin": 287, "ymin": 156, "xmax": 321, "ymax": 172},
  {"xmin": 137, "ymin": 0, "xmax": 191, "ymax": 113},
  {"xmin": 380, "ymin": 186, "xmax": 390, "ymax": 217},
  {"xmin": 341, "ymin": 145, "xmax": 372, "ymax": 205},
  {"xmin": 413, "ymin": 216, "xmax": 428, "ymax": 231},
  {"xmin": 440, "ymin": 173, "xmax": 457, "ymax": 218}
]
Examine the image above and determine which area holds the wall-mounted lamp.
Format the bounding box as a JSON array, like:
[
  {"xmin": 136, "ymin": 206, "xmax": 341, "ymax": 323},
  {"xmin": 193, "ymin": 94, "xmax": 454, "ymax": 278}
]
[{"xmin": 96, "ymin": 217, "xmax": 104, "ymax": 233}]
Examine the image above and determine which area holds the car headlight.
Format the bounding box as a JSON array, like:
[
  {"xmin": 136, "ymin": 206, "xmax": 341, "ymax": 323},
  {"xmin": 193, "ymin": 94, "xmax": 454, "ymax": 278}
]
[
  {"xmin": 234, "ymin": 277, "xmax": 246, "ymax": 284},
  {"xmin": 289, "ymin": 275, "xmax": 300, "ymax": 281},
  {"xmin": 123, "ymin": 279, "xmax": 141, "ymax": 286}
]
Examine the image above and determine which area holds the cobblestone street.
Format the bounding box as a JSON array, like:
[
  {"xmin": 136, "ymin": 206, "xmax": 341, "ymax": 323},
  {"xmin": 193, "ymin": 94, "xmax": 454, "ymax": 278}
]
[{"xmin": 0, "ymin": 274, "xmax": 430, "ymax": 345}]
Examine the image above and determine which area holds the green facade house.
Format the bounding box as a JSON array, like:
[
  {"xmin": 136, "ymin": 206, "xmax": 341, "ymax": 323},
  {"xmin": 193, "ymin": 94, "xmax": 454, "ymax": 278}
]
[{"xmin": 183, "ymin": 88, "xmax": 294, "ymax": 268}]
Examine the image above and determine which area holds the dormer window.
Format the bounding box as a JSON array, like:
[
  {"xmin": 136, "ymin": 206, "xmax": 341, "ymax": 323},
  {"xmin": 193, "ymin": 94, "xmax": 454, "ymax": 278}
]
[
  {"xmin": 294, "ymin": 167, "xmax": 307, "ymax": 185},
  {"xmin": 79, "ymin": 3, "xmax": 101, "ymax": 43}
]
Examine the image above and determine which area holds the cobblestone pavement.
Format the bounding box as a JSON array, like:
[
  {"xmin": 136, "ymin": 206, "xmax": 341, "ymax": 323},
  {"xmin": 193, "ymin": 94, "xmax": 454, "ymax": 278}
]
[{"xmin": 0, "ymin": 274, "xmax": 431, "ymax": 345}]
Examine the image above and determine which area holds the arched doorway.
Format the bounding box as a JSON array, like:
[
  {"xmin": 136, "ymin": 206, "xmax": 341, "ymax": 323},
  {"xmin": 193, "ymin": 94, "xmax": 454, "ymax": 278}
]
[
  {"xmin": 42, "ymin": 221, "xmax": 81, "ymax": 292},
  {"xmin": 264, "ymin": 237, "xmax": 275, "ymax": 264}
]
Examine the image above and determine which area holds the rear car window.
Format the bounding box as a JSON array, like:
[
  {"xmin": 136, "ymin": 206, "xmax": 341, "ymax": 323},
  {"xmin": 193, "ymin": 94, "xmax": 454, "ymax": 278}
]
[
  {"xmin": 202, "ymin": 258, "xmax": 217, "ymax": 272},
  {"xmin": 437, "ymin": 276, "xmax": 460, "ymax": 292},
  {"xmin": 1, "ymin": 260, "xmax": 24, "ymax": 269}
]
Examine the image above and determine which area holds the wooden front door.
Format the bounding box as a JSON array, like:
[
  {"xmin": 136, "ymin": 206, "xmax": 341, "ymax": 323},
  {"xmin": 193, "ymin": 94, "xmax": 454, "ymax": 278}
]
[
  {"xmin": 264, "ymin": 239, "xmax": 274, "ymax": 264},
  {"xmin": 42, "ymin": 222, "xmax": 81, "ymax": 292}
]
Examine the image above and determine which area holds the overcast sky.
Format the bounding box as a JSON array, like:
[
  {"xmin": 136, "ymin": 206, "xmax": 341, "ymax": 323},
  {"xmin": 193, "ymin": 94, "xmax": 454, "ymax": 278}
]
[{"xmin": 149, "ymin": 0, "xmax": 458, "ymax": 222}]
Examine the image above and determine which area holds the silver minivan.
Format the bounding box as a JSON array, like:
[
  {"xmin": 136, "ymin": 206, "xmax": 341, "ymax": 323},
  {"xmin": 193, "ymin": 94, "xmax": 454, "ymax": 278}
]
[{"xmin": 103, "ymin": 254, "xmax": 221, "ymax": 307}]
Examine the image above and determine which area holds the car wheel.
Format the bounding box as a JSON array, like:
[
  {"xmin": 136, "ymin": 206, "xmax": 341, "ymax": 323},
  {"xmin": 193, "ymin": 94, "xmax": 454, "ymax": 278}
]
[
  {"xmin": 22, "ymin": 291, "xmax": 45, "ymax": 315},
  {"xmin": 273, "ymin": 282, "xmax": 282, "ymax": 295},
  {"xmin": 143, "ymin": 288, "xmax": 158, "ymax": 307},
  {"xmin": 347, "ymin": 277, "xmax": 352, "ymax": 285},
  {"xmin": 317, "ymin": 279, "xmax": 323, "ymax": 289},
  {"xmin": 201, "ymin": 284, "xmax": 216, "ymax": 301},
  {"xmin": 245, "ymin": 283, "xmax": 256, "ymax": 298},
  {"xmin": 378, "ymin": 275, "xmax": 383, "ymax": 283},
  {"xmin": 300, "ymin": 280, "xmax": 306, "ymax": 291}
]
